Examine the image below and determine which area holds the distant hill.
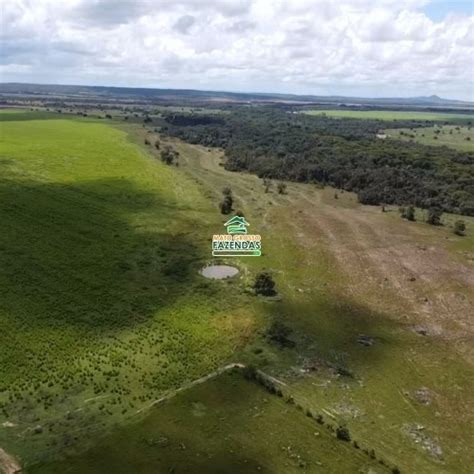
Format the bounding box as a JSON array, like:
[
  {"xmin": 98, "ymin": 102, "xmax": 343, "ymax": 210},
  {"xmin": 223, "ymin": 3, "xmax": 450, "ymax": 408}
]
[{"xmin": 0, "ymin": 82, "xmax": 472, "ymax": 110}]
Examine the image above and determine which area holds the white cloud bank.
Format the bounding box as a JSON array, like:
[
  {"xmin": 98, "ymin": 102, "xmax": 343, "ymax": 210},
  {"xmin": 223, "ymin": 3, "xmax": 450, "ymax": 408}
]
[{"xmin": 1, "ymin": 0, "xmax": 473, "ymax": 100}]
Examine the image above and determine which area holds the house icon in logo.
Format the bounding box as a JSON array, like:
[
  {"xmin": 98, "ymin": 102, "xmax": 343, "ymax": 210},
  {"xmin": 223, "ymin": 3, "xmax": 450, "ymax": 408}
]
[{"xmin": 224, "ymin": 215, "xmax": 249, "ymax": 234}]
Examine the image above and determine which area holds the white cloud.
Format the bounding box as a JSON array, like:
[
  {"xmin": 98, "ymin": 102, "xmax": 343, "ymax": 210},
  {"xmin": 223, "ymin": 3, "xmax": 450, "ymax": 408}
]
[{"xmin": 0, "ymin": 0, "xmax": 473, "ymax": 100}]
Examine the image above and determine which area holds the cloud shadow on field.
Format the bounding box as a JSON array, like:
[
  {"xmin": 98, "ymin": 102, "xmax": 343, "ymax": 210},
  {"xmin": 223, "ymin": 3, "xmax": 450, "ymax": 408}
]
[
  {"xmin": 260, "ymin": 292, "xmax": 404, "ymax": 375},
  {"xmin": 0, "ymin": 177, "xmax": 206, "ymax": 334}
]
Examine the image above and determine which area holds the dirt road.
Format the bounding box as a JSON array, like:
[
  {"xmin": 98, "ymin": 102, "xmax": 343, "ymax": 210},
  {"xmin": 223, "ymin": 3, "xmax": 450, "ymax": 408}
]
[{"xmin": 0, "ymin": 448, "xmax": 21, "ymax": 474}]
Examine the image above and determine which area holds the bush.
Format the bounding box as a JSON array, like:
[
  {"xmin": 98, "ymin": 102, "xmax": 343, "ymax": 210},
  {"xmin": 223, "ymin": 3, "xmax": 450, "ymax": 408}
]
[
  {"xmin": 427, "ymin": 207, "xmax": 442, "ymax": 226},
  {"xmin": 336, "ymin": 425, "xmax": 351, "ymax": 441},
  {"xmin": 220, "ymin": 196, "xmax": 233, "ymax": 214},
  {"xmin": 254, "ymin": 272, "xmax": 276, "ymax": 296},
  {"xmin": 454, "ymin": 220, "xmax": 466, "ymax": 236},
  {"xmin": 401, "ymin": 205, "xmax": 415, "ymax": 221},
  {"xmin": 220, "ymin": 188, "xmax": 233, "ymax": 214},
  {"xmin": 277, "ymin": 182, "xmax": 287, "ymax": 194}
]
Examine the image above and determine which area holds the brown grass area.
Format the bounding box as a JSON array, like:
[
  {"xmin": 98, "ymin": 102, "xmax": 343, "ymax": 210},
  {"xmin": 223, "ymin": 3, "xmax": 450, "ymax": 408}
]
[{"xmin": 287, "ymin": 190, "xmax": 474, "ymax": 363}]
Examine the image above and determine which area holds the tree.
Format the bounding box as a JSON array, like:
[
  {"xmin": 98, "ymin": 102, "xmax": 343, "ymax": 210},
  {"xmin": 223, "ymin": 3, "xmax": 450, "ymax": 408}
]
[
  {"xmin": 254, "ymin": 272, "xmax": 276, "ymax": 296},
  {"xmin": 427, "ymin": 207, "xmax": 442, "ymax": 226},
  {"xmin": 454, "ymin": 220, "xmax": 466, "ymax": 236},
  {"xmin": 277, "ymin": 182, "xmax": 287, "ymax": 194}
]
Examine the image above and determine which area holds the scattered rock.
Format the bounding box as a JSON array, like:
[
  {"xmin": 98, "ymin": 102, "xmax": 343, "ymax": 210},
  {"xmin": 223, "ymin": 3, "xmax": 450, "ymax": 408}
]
[
  {"xmin": 404, "ymin": 423, "xmax": 443, "ymax": 459},
  {"xmin": 413, "ymin": 326, "xmax": 429, "ymax": 336},
  {"xmin": 33, "ymin": 425, "xmax": 43, "ymax": 434},
  {"xmin": 357, "ymin": 334, "xmax": 375, "ymax": 346},
  {"xmin": 413, "ymin": 387, "xmax": 432, "ymax": 405}
]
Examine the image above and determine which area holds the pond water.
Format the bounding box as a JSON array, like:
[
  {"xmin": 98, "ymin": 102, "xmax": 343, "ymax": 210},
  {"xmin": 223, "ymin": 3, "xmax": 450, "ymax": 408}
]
[{"xmin": 200, "ymin": 265, "xmax": 239, "ymax": 279}]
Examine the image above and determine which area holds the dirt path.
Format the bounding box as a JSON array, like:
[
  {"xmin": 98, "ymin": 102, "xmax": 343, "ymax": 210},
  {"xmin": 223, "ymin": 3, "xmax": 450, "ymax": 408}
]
[{"xmin": 0, "ymin": 448, "xmax": 21, "ymax": 474}]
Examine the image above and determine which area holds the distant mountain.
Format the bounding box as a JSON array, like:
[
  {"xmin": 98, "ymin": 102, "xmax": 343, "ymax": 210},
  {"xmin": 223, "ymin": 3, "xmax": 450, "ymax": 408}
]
[{"xmin": 0, "ymin": 82, "xmax": 472, "ymax": 110}]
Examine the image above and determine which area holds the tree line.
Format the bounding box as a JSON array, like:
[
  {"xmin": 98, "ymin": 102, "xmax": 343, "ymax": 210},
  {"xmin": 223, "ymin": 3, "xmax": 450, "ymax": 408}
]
[{"xmin": 160, "ymin": 108, "xmax": 474, "ymax": 216}]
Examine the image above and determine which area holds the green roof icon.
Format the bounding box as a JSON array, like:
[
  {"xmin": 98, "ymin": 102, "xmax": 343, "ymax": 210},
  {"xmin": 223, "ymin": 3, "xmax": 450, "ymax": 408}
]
[{"xmin": 224, "ymin": 215, "xmax": 249, "ymax": 234}]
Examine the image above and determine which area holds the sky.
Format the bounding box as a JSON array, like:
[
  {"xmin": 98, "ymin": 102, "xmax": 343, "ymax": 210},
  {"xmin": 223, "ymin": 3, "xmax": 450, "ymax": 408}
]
[{"xmin": 1, "ymin": 0, "xmax": 473, "ymax": 101}]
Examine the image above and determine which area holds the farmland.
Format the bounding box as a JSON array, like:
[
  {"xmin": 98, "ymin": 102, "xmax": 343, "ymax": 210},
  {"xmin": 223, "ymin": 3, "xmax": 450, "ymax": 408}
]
[
  {"xmin": 1, "ymin": 109, "xmax": 473, "ymax": 473},
  {"xmin": 385, "ymin": 124, "xmax": 474, "ymax": 151},
  {"xmin": 303, "ymin": 109, "xmax": 474, "ymax": 122}
]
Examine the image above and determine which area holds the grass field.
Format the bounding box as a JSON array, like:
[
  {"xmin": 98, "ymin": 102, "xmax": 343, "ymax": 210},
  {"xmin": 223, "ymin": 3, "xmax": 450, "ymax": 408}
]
[
  {"xmin": 303, "ymin": 109, "xmax": 474, "ymax": 122},
  {"xmin": 384, "ymin": 125, "xmax": 474, "ymax": 151},
  {"xmin": 30, "ymin": 370, "xmax": 387, "ymax": 473},
  {"xmin": 0, "ymin": 111, "xmax": 264, "ymax": 468},
  {"xmin": 1, "ymin": 109, "xmax": 473, "ymax": 473}
]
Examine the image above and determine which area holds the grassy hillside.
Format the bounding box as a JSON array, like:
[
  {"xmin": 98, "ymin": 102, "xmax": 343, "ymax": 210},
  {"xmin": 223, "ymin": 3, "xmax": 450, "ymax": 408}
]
[
  {"xmin": 0, "ymin": 112, "xmax": 263, "ymax": 468},
  {"xmin": 30, "ymin": 370, "xmax": 387, "ymax": 474},
  {"xmin": 303, "ymin": 109, "xmax": 474, "ymax": 122},
  {"xmin": 385, "ymin": 125, "xmax": 474, "ymax": 151}
]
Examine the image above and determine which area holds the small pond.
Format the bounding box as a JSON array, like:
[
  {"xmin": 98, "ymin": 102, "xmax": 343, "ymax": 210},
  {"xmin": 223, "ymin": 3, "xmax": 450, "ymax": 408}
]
[{"xmin": 200, "ymin": 265, "xmax": 239, "ymax": 280}]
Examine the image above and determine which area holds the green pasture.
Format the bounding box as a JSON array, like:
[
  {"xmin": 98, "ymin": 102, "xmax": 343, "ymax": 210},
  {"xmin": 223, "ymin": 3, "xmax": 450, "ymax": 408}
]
[
  {"xmin": 385, "ymin": 124, "xmax": 474, "ymax": 151},
  {"xmin": 0, "ymin": 112, "xmax": 263, "ymax": 467},
  {"xmin": 304, "ymin": 109, "xmax": 474, "ymax": 122}
]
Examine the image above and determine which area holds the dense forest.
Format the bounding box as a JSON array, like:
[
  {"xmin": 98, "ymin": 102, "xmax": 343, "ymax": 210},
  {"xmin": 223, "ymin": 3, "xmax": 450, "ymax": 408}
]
[{"xmin": 161, "ymin": 109, "xmax": 474, "ymax": 215}]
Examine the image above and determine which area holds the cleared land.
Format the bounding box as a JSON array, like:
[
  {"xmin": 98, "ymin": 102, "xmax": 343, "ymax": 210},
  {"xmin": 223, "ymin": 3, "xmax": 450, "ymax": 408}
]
[
  {"xmin": 304, "ymin": 109, "xmax": 474, "ymax": 121},
  {"xmin": 1, "ymin": 109, "xmax": 473, "ymax": 473},
  {"xmin": 385, "ymin": 125, "xmax": 474, "ymax": 151}
]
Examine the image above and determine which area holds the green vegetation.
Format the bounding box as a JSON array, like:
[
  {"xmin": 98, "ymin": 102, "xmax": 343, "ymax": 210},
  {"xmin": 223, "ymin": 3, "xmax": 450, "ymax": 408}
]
[
  {"xmin": 454, "ymin": 220, "xmax": 466, "ymax": 236},
  {"xmin": 1, "ymin": 108, "xmax": 473, "ymax": 473},
  {"xmin": 30, "ymin": 371, "xmax": 386, "ymax": 473},
  {"xmin": 220, "ymin": 187, "xmax": 234, "ymax": 214},
  {"xmin": 385, "ymin": 124, "xmax": 474, "ymax": 151},
  {"xmin": 304, "ymin": 109, "xmax": 474, "ymax": 122},
  {"xmin": 162, "ymin": 109, "xmax": 474, "ymax": 215},
  {"xmin": 254, "ymin": 272, "xmax": 277, "ymax": 296},
  {"xmin": 0, "ymin": 112, "xmax": 261, "ymax": 467}
]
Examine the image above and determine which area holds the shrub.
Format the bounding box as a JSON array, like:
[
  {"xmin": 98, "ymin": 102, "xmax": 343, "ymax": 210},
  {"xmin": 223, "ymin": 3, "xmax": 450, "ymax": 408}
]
[
  {"xmin": 454, "ymin": 220, "xmax": 466, "ymax": 236},
  {"xmin": 336, "ymin": 425, "xmax": 351, "ymax": 442},
  {"xmin": 402, "ymin": 205, "xmax": 415, "ymax": 221},
  {"xmin": 220, "ymin": 188, "xmax": 233, "ymax": 214},
  {"xmin": 262, "ymin": 178, "xmax": 272, "ymax": 193},
  {"xmin": 427, "ymin": 207, "xmax": 442, "ymax": 226},
  {"xmin": 277, "ymin": 182, "xmax": 287, "ymax": 194},
  {"xmin": 220, "ymin": 196, "xmax": 233, "ymax": 214},
  {"xmin": 254, "ymin": 272, "xmax": 276, "ymax": 296}
]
